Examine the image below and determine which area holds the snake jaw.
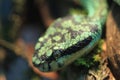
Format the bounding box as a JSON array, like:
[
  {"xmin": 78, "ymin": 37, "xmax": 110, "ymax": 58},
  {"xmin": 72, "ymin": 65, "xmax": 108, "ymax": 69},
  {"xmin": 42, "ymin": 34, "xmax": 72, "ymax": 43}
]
[{"xmin": 32, "ymin": 51, "xmax": 63, "ymax": 72}]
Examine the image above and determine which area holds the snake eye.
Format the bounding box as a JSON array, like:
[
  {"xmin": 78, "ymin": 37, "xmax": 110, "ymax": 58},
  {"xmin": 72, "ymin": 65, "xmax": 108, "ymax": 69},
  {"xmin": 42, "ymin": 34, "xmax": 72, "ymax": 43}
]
[{"xmin": 53, "ymin": 50, "xmax": 62, "ymax": 59}]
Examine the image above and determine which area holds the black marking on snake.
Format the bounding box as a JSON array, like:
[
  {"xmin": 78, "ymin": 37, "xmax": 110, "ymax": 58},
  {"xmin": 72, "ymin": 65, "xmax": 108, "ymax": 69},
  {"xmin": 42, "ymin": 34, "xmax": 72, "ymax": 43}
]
[
  {"xmin": 46, "ymin": 36, "xmax": 93, "ymax": 62},
  {"xmin": 71, "ymin": 30, "xmax": 84, "ymax": 38},
  {"xmin": 48, "ymin": 62, "xmax": 51, "ymax": 71},
  {"xmin": 33, "ymin": 36, "xmax": 93, "ymax": 67}
]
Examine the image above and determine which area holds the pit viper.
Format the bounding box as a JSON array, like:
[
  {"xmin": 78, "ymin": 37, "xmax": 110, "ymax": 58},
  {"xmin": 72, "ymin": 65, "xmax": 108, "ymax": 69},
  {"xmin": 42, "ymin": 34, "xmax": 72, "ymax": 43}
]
[{"xmin": 32, "ymin": 0, "xmax": 108, "ymax": 72}]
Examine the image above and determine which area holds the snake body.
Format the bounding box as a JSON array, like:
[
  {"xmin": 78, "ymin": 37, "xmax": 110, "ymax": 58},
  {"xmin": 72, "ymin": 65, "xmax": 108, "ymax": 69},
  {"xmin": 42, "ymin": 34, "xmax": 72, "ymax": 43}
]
[{"xmin": 32, "ymin": 0, "xmax": 108, "ymax": 72}]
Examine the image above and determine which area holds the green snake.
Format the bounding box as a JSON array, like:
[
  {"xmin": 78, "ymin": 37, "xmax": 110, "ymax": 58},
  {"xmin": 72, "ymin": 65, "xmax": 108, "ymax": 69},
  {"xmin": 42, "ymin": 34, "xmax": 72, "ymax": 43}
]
[{"xmin": 32, "ymin": 0, "xmax": 108, "ymax": 72}]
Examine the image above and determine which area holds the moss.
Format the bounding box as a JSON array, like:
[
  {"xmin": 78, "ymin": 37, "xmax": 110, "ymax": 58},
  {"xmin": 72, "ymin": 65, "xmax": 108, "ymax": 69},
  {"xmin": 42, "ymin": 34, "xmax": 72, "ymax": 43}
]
[{"xmin": 73, "ymin": 39, "xmax": 104, "ymax": 68}]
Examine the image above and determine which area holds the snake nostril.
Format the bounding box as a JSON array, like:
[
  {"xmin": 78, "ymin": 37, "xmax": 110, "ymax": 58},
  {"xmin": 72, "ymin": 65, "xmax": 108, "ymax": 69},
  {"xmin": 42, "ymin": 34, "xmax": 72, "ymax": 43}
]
[{"xmin": 41, "ymin": 55, "xmax": 47, "ymax": 60}]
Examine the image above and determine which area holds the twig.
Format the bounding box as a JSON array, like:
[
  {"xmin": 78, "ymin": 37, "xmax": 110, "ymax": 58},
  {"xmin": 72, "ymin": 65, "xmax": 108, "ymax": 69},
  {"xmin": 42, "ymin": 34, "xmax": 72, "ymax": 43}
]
[{"xmin": 0, "ymin": 39, "xmax": 23, "ymax": 55}]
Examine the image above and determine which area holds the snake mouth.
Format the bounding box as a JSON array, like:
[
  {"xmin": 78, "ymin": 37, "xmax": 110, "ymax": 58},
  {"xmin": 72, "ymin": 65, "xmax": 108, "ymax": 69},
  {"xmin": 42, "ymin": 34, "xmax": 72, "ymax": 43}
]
[{"xmin": 33, "ymin": 58, "xmax": 64, "ymax": 72}]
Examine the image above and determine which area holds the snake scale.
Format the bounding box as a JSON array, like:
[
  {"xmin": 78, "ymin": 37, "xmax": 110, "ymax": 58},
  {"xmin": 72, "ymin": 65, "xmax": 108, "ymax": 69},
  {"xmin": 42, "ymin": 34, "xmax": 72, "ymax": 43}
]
[{"xmin": 32, "ymin": 0, "xmax": 108, "ymax": 72}]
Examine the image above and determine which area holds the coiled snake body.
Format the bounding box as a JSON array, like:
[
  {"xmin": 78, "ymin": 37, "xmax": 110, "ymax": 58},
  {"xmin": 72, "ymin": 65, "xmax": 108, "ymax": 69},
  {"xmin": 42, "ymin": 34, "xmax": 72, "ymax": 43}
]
[{"xmin": 32, "ymin": 0, "xmax": 108, "ymax": 72}]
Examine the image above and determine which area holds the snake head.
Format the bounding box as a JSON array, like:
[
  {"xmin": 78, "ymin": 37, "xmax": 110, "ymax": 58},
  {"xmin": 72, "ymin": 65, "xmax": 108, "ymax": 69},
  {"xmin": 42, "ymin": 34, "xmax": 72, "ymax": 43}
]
[
  {"xmin": 32, "ymin": 34, "xmax": 98, "ymax": 72},
  {"xmin": 32, "ymin": 15, "xmax": 102, "ymax": 72}
]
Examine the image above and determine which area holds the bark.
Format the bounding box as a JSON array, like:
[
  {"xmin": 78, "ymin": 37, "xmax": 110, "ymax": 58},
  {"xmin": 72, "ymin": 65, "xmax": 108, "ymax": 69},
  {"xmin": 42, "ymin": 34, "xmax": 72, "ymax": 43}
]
[{"xmin": 106, "ymin": 3, "xmax": 120, "ymax": 80}]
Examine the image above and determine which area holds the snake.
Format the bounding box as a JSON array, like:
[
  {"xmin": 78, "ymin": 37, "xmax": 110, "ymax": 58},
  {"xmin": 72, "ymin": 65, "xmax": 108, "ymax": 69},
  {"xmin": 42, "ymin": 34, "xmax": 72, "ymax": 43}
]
[{"xmin": 32, "ymin": 0, "xmax": 108, "ymax": 72}]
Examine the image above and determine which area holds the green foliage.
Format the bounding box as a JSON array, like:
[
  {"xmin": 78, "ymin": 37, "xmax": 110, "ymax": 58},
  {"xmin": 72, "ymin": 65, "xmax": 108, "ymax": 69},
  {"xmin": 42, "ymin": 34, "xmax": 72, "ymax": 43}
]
[{"xmin": 74, "ymin": 40, "xmax": 104, "ymax": 68}]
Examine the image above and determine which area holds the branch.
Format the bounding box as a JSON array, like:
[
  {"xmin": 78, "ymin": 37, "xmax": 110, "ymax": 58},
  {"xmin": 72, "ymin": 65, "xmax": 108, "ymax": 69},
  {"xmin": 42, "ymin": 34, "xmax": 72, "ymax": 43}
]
[{"xmin": 0, "ymin": 39, "xmax": 23, "ymax": 56}]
